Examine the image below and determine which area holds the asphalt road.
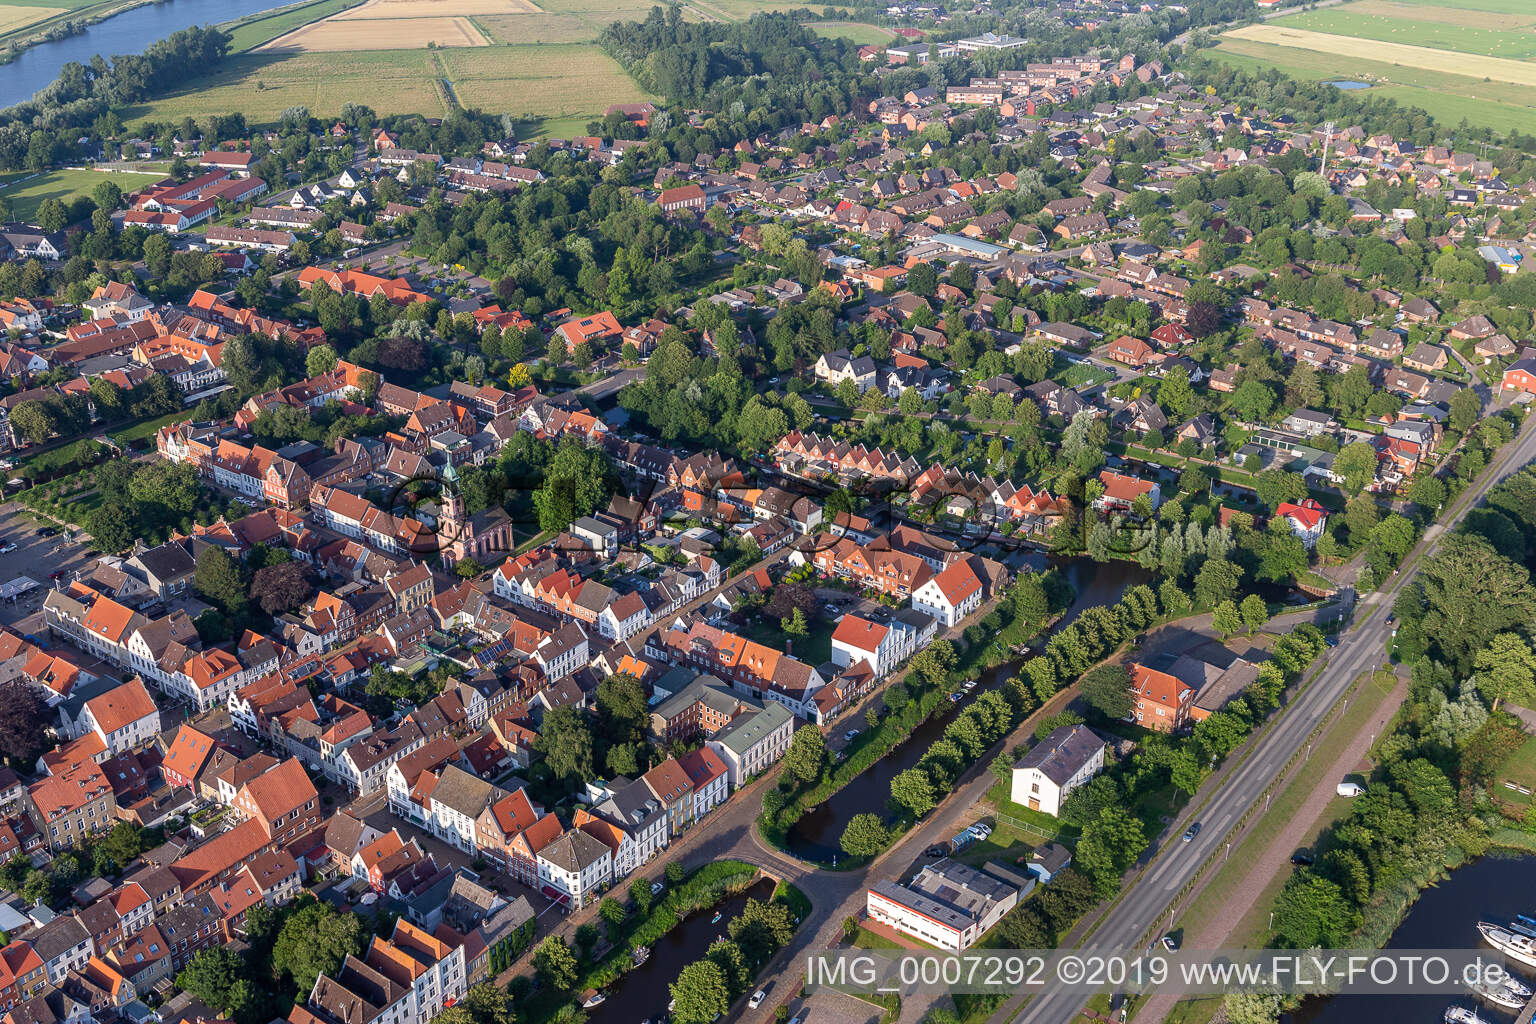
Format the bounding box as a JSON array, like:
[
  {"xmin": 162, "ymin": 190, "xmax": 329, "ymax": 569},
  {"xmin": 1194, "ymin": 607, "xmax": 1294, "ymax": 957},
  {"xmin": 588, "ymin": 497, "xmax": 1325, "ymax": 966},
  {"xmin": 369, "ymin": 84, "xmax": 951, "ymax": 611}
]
[{"xmin": 1005, "ymin": 413, "xmax": 1536, "ymax": 1024}]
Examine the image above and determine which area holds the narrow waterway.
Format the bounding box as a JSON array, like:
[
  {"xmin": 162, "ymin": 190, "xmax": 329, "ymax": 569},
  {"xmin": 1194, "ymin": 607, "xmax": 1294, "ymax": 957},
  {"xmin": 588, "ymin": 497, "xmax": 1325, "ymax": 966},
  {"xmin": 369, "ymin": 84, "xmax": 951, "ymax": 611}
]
[
  {"xmin": 1288, "ymin": 855, "xmax": 1536, "ymax": 1024},
  {"xmin": 0, "ymin": 0, "xmax": 292, "ymax": 110},
  {"xmin": 584, "ymin": 877, "xmax": 776, "ymax": 1024},
  {"xmin": 781, "ymin": 557, "xmax": 1156, "ymax": 862}
]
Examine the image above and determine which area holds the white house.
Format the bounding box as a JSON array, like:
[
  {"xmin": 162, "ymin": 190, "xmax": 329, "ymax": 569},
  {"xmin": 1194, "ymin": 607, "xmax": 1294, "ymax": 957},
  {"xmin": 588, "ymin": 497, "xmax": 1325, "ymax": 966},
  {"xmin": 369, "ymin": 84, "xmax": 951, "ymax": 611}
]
[
  {"xmin": 1276, "ymin": 499, "xmax": 1329, "ymax": 549},
  {"xmin": 813, "ymin": 348, "xmax": 877, "ymax": 391},
  {"xmin": 910, "ymin": 559, "xmax": 983, "ymax": 628},
  {"xmin": 1010, "ymin": 723, "xmax": 1106, "ymax": 816},
  {"xmin": 830, "ymin": 615, "xmax": 903, "ymax": 678},
  {"xmin": 536, "ymin": 829, "xmax": 612, "ymax": 909}
]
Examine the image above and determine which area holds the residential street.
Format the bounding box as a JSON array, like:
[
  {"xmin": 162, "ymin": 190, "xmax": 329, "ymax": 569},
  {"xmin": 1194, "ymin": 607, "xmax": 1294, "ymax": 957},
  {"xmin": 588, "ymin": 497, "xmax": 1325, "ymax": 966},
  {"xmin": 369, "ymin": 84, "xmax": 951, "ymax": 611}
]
[{"xmin": 999, "ymin": 413, "xmax": 1536, "ymax": 1024}]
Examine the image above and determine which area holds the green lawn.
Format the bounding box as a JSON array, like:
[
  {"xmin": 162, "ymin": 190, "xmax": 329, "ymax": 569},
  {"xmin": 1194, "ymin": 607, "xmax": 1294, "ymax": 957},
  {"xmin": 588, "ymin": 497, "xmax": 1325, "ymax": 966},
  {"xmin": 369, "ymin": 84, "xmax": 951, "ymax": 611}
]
[
  {"xmin": 806, "ymin": 20, "xmax": 894, "ymax": 44},
  {"xmin": 1497, "ymin": 734, "xmax": 1536, "ymax": 801},
  {"xmin": 852, "ymin": 925, "xmax": 905, "ymax": 950},
  {"xmin": 0, "ymin": 168, "xmax": 162, "ymax": 221},
  {"xmin": 739, "ymin": 609, "xmax": 835, "ymax": 665}
]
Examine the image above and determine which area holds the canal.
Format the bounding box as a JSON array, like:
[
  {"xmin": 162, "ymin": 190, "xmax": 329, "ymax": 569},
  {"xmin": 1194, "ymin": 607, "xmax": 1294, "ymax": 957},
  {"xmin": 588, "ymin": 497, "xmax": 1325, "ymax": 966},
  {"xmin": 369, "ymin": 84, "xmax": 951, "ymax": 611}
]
[
  {"xmin": 781, "ymin": 556, "xmax": 1156, "ymax": 862},
  {"xmin": 0, "ymin": 0, "xmax": 292, "ymax": 110},
  {"xmin": 1290, "ymin": 855, "xmax": 1536, "ymax": 1024},
  {"xmin": 585, "ymin": 876, "xmax": 777, "ymax": 1024}
]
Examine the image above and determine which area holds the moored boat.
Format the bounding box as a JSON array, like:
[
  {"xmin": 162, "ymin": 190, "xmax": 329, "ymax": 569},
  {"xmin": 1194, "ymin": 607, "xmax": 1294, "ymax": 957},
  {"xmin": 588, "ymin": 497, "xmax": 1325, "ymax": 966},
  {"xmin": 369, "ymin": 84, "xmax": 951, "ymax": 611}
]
[
  {"xmin": 1446, "ymin": 1005, "xmax": 1488, "ymax": 1024},
  {"xmin": 1479, "ymin": 922, "xmax": 1536, "ymax": 969}
]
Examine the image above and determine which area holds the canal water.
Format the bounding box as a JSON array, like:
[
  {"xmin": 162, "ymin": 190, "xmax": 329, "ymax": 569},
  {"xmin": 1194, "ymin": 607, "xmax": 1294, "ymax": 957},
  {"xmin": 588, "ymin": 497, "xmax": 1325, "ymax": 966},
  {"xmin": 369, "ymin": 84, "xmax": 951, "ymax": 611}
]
[
  {"xmin": 585, "ymin": 877, "xmax": 777, "ymax": 1024},
  {"xmin": 0, "ymin": 0, "xmax": 291, "ymax": 110},
  {"xmin": 781, "ymin": 557, "xmax": 1156, "ymax": 862},
  {"xmin": 1289, "ymin": 855, "xmax": 1536, "ymax": 1024}
]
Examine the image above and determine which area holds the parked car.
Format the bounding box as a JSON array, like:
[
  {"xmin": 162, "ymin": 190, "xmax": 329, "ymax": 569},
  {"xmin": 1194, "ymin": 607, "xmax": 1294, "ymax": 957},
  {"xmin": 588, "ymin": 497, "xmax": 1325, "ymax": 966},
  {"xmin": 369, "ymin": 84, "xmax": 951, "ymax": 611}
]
[
  {"xmin": 0, "ymin": 542, "xmax": 15, "ymax": 554},
  {"xmin": 1161, "ymin": 935, "xmax": 1179, "ymax": 951},
  {"xmin": 1182, "ymin": 822, "xmax": 1202, "ymax": 842},
  {"xmin": 749, "ymin": 991, "xmax": 766, "ymax": 1009},
  {"xmin": 1336, "ymin": 781, "xmax": 1364, "ymax": 798},
  {"xmin": 35, "ymin": 527, "xmax": 56, "ymax": 537},
  {"xmin": 1290, "ymin": 851, "xmax": 1314, "ymax": 865},
  {"xmin": 924, "ymin": 845, "xmax": 947, "ymax": 857},
  {"xmin": 843, "ymin": 729, "xmax": 860, "ymax": 742},
  {"xmin": 650, "ymin": 881, "xmax": 664, "ymax": 896}
]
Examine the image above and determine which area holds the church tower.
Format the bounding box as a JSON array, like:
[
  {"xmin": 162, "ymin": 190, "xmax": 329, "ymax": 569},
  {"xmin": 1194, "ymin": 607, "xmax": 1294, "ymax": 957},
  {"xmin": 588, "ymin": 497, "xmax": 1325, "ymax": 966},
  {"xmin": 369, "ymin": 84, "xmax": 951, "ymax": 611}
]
[{"xmin": 439, "ymin": 460, "xmax": 474, "ymax": 563}]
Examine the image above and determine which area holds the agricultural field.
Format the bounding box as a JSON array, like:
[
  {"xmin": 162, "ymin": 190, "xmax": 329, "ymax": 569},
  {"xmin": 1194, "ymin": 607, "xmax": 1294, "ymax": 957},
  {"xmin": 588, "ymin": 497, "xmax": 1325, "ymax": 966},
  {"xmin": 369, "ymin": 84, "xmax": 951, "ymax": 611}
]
[
  {"xmin": 807, "ymin": 20, "xmax": 894, "ymax": 44},
  {"xmin": 261, "ymin": 14, "xmax": 488, "ymax": 49},
  {"xmin": 144, "ymin": 0, "xmax": 787, "ymax": 133},
  {"xmin": 0, "ymin": 168, "xmax": 161, "ymax": 220},
  {"xmin": 1212, "ymin": 0, "xmax": 1536, "ymax": 136},
  {"xmin": 439, "ymin": 42, "xmax": 653, "ymax": 123},
  {"xmin": 123, "ymin": 51, "xmax": 450, "ymax": 122},
  {"xmin": 224, "ymin": 0, "xmax": 368, "ymax": 52},
  {"xmin": 0, "ymin": 4, "xmax": 61, "ymax": 34}
]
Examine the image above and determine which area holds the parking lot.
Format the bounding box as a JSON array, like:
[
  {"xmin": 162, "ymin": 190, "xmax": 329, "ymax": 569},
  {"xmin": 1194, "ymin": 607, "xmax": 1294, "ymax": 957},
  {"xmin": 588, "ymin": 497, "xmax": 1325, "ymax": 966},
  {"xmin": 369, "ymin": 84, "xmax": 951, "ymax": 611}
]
[{"xmin": 0, "ymin": 505, "xmax": 95, "ymax": 628}]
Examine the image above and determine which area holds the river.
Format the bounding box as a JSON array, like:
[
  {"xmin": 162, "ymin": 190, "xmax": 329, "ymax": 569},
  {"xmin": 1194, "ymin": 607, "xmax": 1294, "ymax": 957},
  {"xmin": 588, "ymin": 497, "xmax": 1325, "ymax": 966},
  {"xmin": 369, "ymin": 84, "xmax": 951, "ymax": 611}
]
[
  {"xmin": 584, "ymin": 877, "xmax": 777, "ymax": 1024},
  {"xmin": 781, "ymin": 556, "xmax": 1156, "ymax": 862},
  {"xmin": 0, "ymin": 0, "xmax": 289, "ymax": 110},
  {"xmin": 1290, "ymin": 855, "xmax": 1536, "ymax": 1024}
]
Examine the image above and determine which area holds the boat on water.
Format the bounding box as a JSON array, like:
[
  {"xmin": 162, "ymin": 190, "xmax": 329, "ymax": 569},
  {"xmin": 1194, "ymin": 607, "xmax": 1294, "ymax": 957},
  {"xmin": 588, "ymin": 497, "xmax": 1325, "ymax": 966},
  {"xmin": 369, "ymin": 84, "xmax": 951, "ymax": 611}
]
[
  {"xmin": 1513, "ymin": 914, "xmax": 1536, "ymax": 939},
  {"xmin": 579, "ymin": 989, "xmax": 606, "ymax": 1009},
  {"xmin": 1466, "ymin": 973, "xmax": 1531, "ymax": 1010},
  {"xmin": 1445, "ymin": 1005, "xmax": 1489, "ymax": 1024},
  {"xmin": 632, "ymin": 946, "xmax": 650, "ymax": 965},
  {"xmin": 1479, "ymin": 922, "xmax": 1536, "ymax": 968},
  {"xmin": 710, "ymin": 910, "xmax": 722, "ymax": 924}
]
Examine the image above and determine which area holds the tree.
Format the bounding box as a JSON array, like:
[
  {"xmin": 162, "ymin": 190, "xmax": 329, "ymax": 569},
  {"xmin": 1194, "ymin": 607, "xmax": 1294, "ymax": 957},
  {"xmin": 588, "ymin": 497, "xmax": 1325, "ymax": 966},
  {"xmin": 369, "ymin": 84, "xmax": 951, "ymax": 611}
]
[
  {"xmin": 1343, "ymin": 492, "xmax": 1378, "ymax": 541},
  {"xmin": 194, "ymin": 546, "xmax": 248, "ymax": 617},
  {"xmin": 1417, "ymin": 534, "xmax": 1536, "ymax": 673},
  {"xmin": 783, "ymin": 725, "xmax": 826, "ymax": 786},
  {"xmin": 1075, "ymin": 806, "xmax": 1147, "ymax": 896},
  {"xmin": 1333, "ymin": 442, "xmax": 1378, "ymax": 495},
  {"xmin": 249, "ymin": 562, "xmax": 310, "ymax": 615},
  {"xmin": 1473, "ymin": 633, "xmax": 1536, "ymax": 710},
  {"xmin": 306, "ymin": 343, "xmax": 340, "ymax": 377},
  {"xmin": 1158, "ymin": 365, "xmax": 1194, "ymax": 418},
  {"xmin": 532, "ymin": 436, "xmax": 614, "ymax": 533},
  {"xmin": 1273, "ymin": 875, "xmax": 1357, "ymax": 947},
  {"xmin": 1450, "ymin": 388, "xmax": 1481, "ymax": 435},
  {"xmin": 8, "ymin": 401, "xmax": 54, "ymax": 446},
  {"xmin": 729, "ymin": 897, "xmax": 794, "ymax": 962},
  {"xmin": 1212, "ymin": 600, "xmax": 1243, "ymax": 638},
  {"xmin": 595, "ymin": 672, "xmax": 647, "ymax": 748},
  {"xmin": 1194, "ymin": 557, "xmax": 1240, "ymax": 608},
  {"xmin": 271, "ymin": 900, "xmax": 365, "ymax": 999},
  {"xmin": 780, "ymin": 606, "xmax": 808, "ymax": 636},
  {"xmin": 87, "ymin": 502, "xmax": 134, "ymax": 552},
  {"xmin": 839, "ymin": 813, "xmax": 890, "ymax": 859},
  {"xmin": 532, "ymin": 935, "xmax": 578, "ymax": 992},
  {"xmin": 1078, "ymin": 663, "xmax": 1131, "ymax": 719},
  {"xmin": 534, "ymin": 706, "xmax": 595, "ymax": 786},
  {"xmin": 1239, "ymin": 594, "xmax": 1268, "ymax": 634},
  {"xmin": 176, "ymin": 948, "xmax": 245, "ymax": 1017},
  {"xmin": 629, "ymin": 877, "xmax": 654, "ymax": 914},
  {"xmin": 598, "ymin": 897, "xmax": 626, "ymax": 937},
  {"xmin": 670, "ymin": 960, "xmax": 730, "ymax": 1024},
  {"xmin": 889, "ymin": 767, "xmax": 938, "ymax": 819}
]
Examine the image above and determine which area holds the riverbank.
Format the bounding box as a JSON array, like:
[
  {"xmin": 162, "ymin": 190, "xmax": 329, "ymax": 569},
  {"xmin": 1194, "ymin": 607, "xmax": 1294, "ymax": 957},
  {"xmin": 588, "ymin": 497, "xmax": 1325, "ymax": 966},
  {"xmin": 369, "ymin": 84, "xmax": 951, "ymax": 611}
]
[
  {"xmin": 520, "ymin": 860, "xmax": 763, "ymax": 1024},
  {"xmin": 761, "ymin": 570, "xmax": 1072, "ymax": 866}
]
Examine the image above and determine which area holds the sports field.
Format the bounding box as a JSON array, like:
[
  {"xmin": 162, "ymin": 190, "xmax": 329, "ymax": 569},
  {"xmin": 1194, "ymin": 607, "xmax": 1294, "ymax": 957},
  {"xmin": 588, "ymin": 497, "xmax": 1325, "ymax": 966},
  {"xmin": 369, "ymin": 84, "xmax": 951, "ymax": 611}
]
[
  {"xmin": 808, "ymin": 20, "xmax": 894, "ymax": 44},
  {"xmin": 0, "ymin": 168, "xmax": 162, "ymax": 221},
  {"xmin": 1213, "ymin": 0, "xmax": 1536, "ymax": 135}
]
